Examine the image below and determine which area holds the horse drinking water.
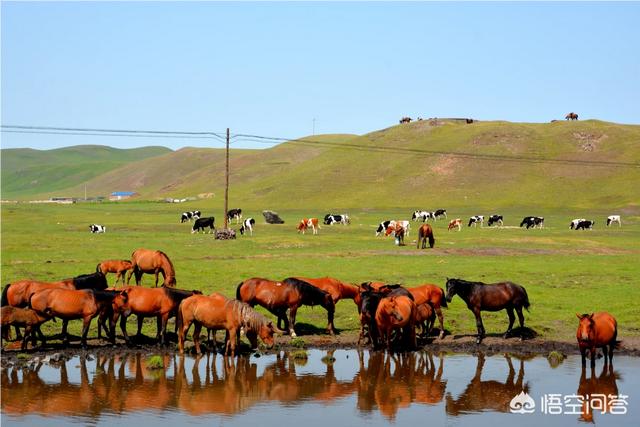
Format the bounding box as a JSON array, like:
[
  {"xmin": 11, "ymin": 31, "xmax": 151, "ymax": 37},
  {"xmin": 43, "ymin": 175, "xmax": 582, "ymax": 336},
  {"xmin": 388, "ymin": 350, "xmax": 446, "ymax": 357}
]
[{"xmin": 445, "ymin": 278, "xmax": 530, "ymax": 344}]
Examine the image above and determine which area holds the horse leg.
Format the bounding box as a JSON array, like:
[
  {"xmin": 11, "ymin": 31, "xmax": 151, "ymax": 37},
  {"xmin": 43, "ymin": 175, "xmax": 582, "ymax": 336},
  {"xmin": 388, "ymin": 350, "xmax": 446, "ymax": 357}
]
[
  {"xmin": 516, "ymin": 307, "xmax": 526, "ymax": 340},
  {"xmin": 590, "ymin": 345, "xmax": 596, "ymax": 368},
  {"xmin": 159, "ymin": 314, "xmax": 169, "ymax": 345},
  {"xmin": 154, "ymin": 269, "xmax": 160, "ymax": 288},
  {"xmin": 62, "ymin": 319, "xmax": 70, "ymax": 344},
  {"xmin": 120, "ymin": 315, "xmax": 131, "ymax": 344},
  {"xmin": 436, "ymin": 307, "xmax": 445, "ymax": 339},
  {"xmin": 288, "ymin": 306, "xmax": 298, "ymax": 338},
  {"xmin": 504, "ymin": 307, "xmax": 515, "ymax": 338},
  {"xmin": 80, "ymin": 316, "xmax": 92, "ymax": 349},
  {"xmin": 135, "ymin": 269, "xmax": 143, "ymax": 286},
  {"xmin": 193, "ymin": 323, "xmax": 203, "ymax": 355},
  {"xmin": 137, "ymin": 315, "xmax": 145, "ymax": 339},
  {"xmin": 473, "ymin": 309, "xmax": 485, "ymax": 344},
  {"xmin": 326, "ymin": 307, "xmax": 336, "ymax": 335},
  {"xmin": 21, "ymin": 325, "xmax": 33, "ymax": 351}
]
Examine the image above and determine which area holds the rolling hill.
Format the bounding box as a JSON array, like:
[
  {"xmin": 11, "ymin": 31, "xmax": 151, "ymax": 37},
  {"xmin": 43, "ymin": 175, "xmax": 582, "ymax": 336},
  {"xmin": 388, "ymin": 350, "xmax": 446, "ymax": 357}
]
[{"xmin": 2, "ymin": 120, "xmax": 639, "ymax": 209}]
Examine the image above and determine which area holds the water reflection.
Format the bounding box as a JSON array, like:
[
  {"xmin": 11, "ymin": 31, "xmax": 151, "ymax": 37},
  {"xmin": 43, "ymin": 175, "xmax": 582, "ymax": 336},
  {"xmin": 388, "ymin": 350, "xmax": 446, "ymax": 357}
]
[{"xmin": 577, "ymin": 363, "xmax": 620, "ymax": 423}]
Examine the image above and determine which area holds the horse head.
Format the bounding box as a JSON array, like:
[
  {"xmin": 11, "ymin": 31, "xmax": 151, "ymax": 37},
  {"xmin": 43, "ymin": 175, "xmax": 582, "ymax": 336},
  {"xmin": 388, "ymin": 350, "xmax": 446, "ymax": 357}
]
[
  {"xmin": 576, "ymin": 313, "xmax": 596, "ymax": 342},
  {"xmin": 445, "ymin": 278, "xmax": 458, "ymax": 303}
]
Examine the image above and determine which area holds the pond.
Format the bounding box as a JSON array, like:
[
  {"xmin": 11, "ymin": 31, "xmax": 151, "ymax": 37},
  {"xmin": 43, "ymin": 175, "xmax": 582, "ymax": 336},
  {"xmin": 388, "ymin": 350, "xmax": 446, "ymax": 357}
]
[{"xmin": 1, "ymin": 350, "xmax": 638, "ymax": 426}]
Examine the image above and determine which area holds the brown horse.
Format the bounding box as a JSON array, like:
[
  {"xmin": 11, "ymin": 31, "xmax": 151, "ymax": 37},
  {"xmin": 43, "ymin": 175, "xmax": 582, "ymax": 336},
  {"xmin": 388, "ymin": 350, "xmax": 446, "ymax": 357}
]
[
  {"xmin": 577, "ymin": 363, "xmax": 619, "ymax": 423},
  {"xmin": 294, "ymin": 276, "xmax": 360, "ymax": 333},
  {"xmin": 115, "ymin": 285, "xmax": 200, "ymax": 344},
  {"xmin": 576, "ymin": 312, "xmax": 618, "ymax": 367},
  {"xmin": 414, "ymin": 303, "xmax": 435, "ymax": 340},
  {"xmin": 97, "ymin": 260, "xmax": 133, "ymax": 286},
  {"xmin": 1, "ymin": 306, "xmax": 50, "ymax": 350},
  {"xmin": 236, "ymin": 277, "xmax": 334, "ymax": 337},
  {"xmin": 375, "ymin": 295, "xmax": 416, "ymax": 351},
  {"xmin": 566, "ymin": 112, "xmax": 579, "ymax": 120},
  {"xmin": 127, "ymin": 248, "xmax": 176, "ymax": 287},
  {"xmin": 30, "ymin": 288, "xmax": 130, "ymax": 347},
  {"xmin": 445, "ymin": 278, "xmax": 530, "ymax": 344},
  {"xmin": 408, "ymin": 284, "xmax": 447, "ymax": 339},
  {"xmin": 417, "ymin": 223, "xmax": 435, "ymax": 249},
  {"xmin": 178, "ymin": 293, "xmax": 281, "ymax": 355}
]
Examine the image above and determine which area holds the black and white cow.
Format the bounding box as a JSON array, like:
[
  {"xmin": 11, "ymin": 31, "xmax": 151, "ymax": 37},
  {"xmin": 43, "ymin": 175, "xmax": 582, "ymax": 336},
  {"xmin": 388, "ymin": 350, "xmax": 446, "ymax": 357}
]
[
  {"xmin": 468, "ymin": 215, "xmax": 484, "ymax": 227},
  {"xmin": 487, "ymin": 215, "xmax": 504, "ymax": 227},
  {"xmin": 376, "ymin": 220, "xmax": 395, "ymax": 236},
  {"xmin": 433, "ymin": 209, "xmax": 447, "ymax": 220},
  {"xmin": 570, "ymin": 218, "xmax": 586, "ymax": 229},
  {"xmin": 240, "ymin": 218, "xmax": 256, "ymax": 236},
  {"xmin": 324, "ymin": 214, "xmax": 350, "ymax": 225},
  {"xmin": 180, "ymin": 210, "xmax": 201, "ymax": 223},
  {"xmin": 89, "ymin": 224, "xmax": 106, "ymax": 233},
  {"xmin": 575, "ymin": 220, "xmax": 595, "ymax": 230},
  {"xmin": 520, "ymin": 216, "xmax": 544, "ymax": 229},
  {"xmin": 607, "ymin": 215, "xmax": 621, "ymax": 227},
  {"xmin": 192, "ymin": 217, "xmax": 215, "ymax": 233},
  {"xmin": 412, "ymin": 211, "xmax": 433, "ymax": 222},
  {"xmin": 227, "ymin": 209, "xmax": 242, "ymax": 224}
]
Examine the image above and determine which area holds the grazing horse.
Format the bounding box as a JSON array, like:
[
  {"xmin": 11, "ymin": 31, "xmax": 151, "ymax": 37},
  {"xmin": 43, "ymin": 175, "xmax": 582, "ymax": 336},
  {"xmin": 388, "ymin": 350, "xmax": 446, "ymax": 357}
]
[
  {"xmin": 606, "ymin": 215, "xmax": 621, "ymax": 227},
  {"xmin": 116, "ymin": 285, "xmax": 200, "ymax": 345},
  {"xmin": 96, "ymin": 260, "xmax": 133, "ymax": 286},
  {"xmin": 178, "ymin": 293, "xmax": 281, "ymax": 356},
  {"xmin": 566, "ymin": 112, "xmax": 579, "ymax": 120},
  {"xmin": 1, "ymin": 306, "xmax": 50, "ymax": 350},
  {"xmin": 30, "ymin": 288, "xmax": 130, "ymax": 347},
  {"xmin": 294, "ymin": 276, "xmax": 361, "ymax": 333},
  {"xmin": 445, "ymin": 278, "xmax": 530, "ymax": 344},
  {"xmin": 448, "ymin": 218, "xmax": 462, "ymax": 231},
  {"xmin": 236, "ymin": 277, "xmax": 334, "ymax": 337},
  {"xmin": 375, "ymin": 295, "xmax": 417, "ymax": 351},
  {"xmin": 408, "ymin": 284, "xmax": 447, "ymax": 339},
  {"xmin": 576, "ymin": 312, "xmax": 618, "ymax": 367},
  {"xmin": 127, "ymin": 248, "xmax": 176, "ymax": 287},
  {"xmin": 417, "ymin": 224, "xmax": 435, "ymax": 249},
  {"xmin": 297, "ymin": 218, "xmax": 320, "ymax": 235}
]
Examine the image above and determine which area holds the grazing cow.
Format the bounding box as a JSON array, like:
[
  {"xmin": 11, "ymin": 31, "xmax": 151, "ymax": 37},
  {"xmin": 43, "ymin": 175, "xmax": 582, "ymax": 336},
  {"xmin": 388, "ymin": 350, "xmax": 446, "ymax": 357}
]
[
  {"xmin": 575, "ymin": 220, "xmax": 595, "ymax": 230},
  {"xmin": 192, "ymin": 217, "xmax": 215, "ymax": 233},
  {"xmin": 376, "ymin": 220, "xmax": 395, "ymax": 236},
  {"xmin": 399, "ymin": 117, "xmax": 412, "ymax": 124},
  {"xmin": 297, "ymin": 218, "xmax": 319, "ymax": 235},
  {"xmin": 606, "ymin": 215, "xmax": 621, "ymax": 227},
  {"xmin": 520, "ymin": 216, "xmax": 544, "ymax": 229},
  {"xmin": 468, "ymin": 215, "xmax": 484, "ymax": 228},
  {"xmin": 240, "ymin": 218, "xmax": 255, "ymax": 236},
  {"xmin": 227, "ymin": 208, "xmax": 243, "ymax": 224},
  {"xmin": 434, "ymin": 209, "xmax": 447, "ymax": 220},
  {"xmin": 384, "ymin": 220, "xmax": 410, "ymax": 237},
  {"xmin": 566, "ymin": 112, "xmax": 579, "ymax": 121},
  {"xmin": 324, "ymin": 214, "xmax": 350, "ymax": 225},
  {"xmin": 89, "ymin": 224, "xmax": 106, "ymax": 233},
  {"xmin": 487, "ymin": 215, "xmax": 504, "ymax": 227},
  {"xmin": 412, "ymin": 211, "xmax": 433, "ymax": 222},
  {"xmin": 180, "ymin": 211, "xmax": 201, "ymax": 223},
  {"xmin": 448, "ymin": 218, "xmax": 462, "ymax": 232},
  {"xmin": 570, "ymin": 218, "xmax": 587, "ymax": 230}
]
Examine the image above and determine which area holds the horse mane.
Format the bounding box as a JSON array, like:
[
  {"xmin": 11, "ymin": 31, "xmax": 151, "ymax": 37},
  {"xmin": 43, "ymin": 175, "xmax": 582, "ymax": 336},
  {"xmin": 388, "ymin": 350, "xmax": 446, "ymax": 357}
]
[
  {"xmin": 162, "ymin": 286, "xmax": 199, "ymax": 304},
  {"xmin": 156, "ymin": 250, "xmax": 175, "ymax": 272},
  {"xmin": 226, "ymin": 299, "xmax": 270, "ymax": 331},
  {"xmin": 450, "ymin": 278, "xmax": 485, "ymax": 287},
  {"xmin": 91, "ymin": 289, "xmax": 118, "ymax": 303},
  {"xmin": 283, "ymin": 277, "xmax": 330, "ymax": 304}
]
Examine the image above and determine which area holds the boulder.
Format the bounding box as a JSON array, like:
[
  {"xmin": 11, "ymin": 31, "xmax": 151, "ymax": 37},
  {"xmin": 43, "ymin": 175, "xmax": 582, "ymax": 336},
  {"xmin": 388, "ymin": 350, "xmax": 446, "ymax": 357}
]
[{"xmin": 262, "ymin": 210, "xmax": 285, "ymax": 224}]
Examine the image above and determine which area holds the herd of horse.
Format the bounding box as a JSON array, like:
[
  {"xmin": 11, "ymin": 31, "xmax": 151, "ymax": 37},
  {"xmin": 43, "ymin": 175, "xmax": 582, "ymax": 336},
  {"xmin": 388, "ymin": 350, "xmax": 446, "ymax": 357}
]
[{"xmin": 0, "ymin": 247, "xmax": 619, "ymax": 366}]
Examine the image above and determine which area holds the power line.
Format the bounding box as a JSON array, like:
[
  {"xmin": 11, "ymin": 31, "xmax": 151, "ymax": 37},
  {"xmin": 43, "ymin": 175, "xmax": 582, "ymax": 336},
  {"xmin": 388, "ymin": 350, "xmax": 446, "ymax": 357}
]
[{"xmin": 2, "ymin": 129, "xmax": 225, "ymax": 141}]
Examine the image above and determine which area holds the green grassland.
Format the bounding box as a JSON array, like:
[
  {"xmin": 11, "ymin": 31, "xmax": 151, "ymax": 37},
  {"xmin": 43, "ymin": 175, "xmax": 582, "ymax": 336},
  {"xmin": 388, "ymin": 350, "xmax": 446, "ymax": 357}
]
[{"xmin": 1, "ymin": 202, "xmax": 638, "ymax": 345}]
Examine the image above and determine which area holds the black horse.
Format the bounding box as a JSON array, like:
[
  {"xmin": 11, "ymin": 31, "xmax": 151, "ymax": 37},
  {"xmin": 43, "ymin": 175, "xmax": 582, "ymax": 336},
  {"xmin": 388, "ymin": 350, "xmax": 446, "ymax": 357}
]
[{"xmin": 445, "ymin": 278, "xmax": 530, "ymax": 344}]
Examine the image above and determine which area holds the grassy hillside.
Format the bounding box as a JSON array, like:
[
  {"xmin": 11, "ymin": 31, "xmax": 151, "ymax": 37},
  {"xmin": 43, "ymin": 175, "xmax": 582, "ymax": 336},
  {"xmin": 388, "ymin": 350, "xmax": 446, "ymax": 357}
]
[
  {"xmin": 2, "ymin": 121, "xmax": 639, "ymax": 210},
  {"xmin": 1, "ymin": 145, "xmax": 171, "ymax": 199}
]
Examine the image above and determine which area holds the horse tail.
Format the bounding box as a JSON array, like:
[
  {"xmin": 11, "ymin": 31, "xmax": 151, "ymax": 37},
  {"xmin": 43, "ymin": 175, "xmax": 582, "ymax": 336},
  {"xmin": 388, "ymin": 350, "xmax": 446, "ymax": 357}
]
[
  {"xmin": 1, "ymin": 284, "xmax": 10, "ymax": 306},
  {"xmin": 439, "ymin": 288, "xmax": 448, "ymax": 308},
  {"xmin": 521, "ymin": 286, "xmax": 531, "ymax": 311},
  {"xmin": 428, "ymin": 230, "xmax": 435, "ymax": 248}
]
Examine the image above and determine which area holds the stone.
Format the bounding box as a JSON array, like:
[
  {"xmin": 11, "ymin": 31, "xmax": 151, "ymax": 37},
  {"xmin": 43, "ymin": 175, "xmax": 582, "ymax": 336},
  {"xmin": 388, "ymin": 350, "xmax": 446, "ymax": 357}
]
[{"xmin": 262, "ymin": 210, "xmax": 285, "ymax": 224}]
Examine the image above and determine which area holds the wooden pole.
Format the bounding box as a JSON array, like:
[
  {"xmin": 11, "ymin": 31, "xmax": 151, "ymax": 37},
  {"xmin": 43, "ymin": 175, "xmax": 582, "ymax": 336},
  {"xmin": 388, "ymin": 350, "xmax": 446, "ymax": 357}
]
[{"xmin": 223, "ymin": 127, "xmax": 230, "ymax": 229}]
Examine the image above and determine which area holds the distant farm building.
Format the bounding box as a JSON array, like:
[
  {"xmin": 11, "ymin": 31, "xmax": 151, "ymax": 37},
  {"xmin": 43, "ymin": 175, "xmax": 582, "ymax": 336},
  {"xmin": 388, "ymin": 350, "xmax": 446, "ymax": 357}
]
[{"xmin": 109, "ymin": 191, "xmax": 138, "ymax": 201}]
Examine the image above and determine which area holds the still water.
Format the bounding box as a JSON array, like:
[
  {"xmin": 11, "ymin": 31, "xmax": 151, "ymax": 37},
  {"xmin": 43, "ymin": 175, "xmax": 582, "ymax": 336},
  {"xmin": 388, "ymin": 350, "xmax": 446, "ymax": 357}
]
[{"xmin": 1, "ymin": 350, "xmax": 638, "ymax": 426}]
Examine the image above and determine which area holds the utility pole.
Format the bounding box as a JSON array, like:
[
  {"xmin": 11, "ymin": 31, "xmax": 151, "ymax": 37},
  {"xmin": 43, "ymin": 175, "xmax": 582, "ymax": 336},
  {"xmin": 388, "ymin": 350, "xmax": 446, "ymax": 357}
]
[{"xmin": 223, "ymin": 127, "xmax": 230, "ymax": 229}]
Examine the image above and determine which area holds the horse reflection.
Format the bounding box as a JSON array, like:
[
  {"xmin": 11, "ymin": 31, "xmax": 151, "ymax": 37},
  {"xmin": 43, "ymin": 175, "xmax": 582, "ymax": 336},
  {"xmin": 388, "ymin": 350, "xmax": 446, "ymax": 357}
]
[
  {"xmin": 355, "ymin": 351, "xmax": 447, "ymax": 420},
  {"xmin": 446, "ymin": 353, "xmax": 529, "ymax": 415},
  {"xmin": 577, "ymin": 363, "xmax": 620, "ymax": 423}
]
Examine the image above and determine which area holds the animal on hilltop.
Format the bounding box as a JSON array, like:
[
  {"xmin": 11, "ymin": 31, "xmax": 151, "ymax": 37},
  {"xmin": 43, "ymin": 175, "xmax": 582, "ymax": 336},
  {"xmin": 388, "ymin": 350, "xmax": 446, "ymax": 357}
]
[
  {"xmin": 576, "ymin": 312, "xmax": 618, "ymax": 367},
  {"xmin": 89, "ymin": 224, "xmax": 106, "ymax": 233},
  {"xmin": 127, "ymin": 248, "xmax": 176, "ymax": 287},
  {"xmin": 297, "ymin": 218, "xmax": 320, "ymax": 235},
  {"xmin": 180, "ymin": 211, "xmax": 201, "ymax": 223},
  {"xmin": 192, "ymin": 217, "xmax": 215, "ymax": 234},
  {"xmin": 566, "ymin": 112, "xmax": 579, "ymax": 120},
  {"xmin": 448, "ymin": 218, "xmax": 462, "ymax": 232},
  {"xmin": 606, "ymin": 215, "xmax": 621, "ymax": 227},
  {"xmin": 445, "ymin": 278, "xmax": 530, "ymax": 344},
  {"xmin": 96, "ymin": 260, "xmax": 133, "ymax": 286},
  {"xmin": 417, "ymin": 224, "xmax": 435, "ymax": 249},
  {"xmin": 240, "ymin": 218, "xmax": 256, "ymax": 236},
  {"xmin": 399, "ymin": 117, "xmax": 412, "ymax": 124}
]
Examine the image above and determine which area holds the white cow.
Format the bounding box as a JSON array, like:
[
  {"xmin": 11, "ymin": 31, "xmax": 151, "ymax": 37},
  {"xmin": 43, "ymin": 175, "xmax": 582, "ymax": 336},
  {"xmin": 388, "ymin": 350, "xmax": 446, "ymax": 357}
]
[
  {"xmin": 89, "ymin": 224, "xmax": 106, "ymax": 233},
  {"xmin": 607, "ymin": 215, "xmax": 621, "ymax": 227}
]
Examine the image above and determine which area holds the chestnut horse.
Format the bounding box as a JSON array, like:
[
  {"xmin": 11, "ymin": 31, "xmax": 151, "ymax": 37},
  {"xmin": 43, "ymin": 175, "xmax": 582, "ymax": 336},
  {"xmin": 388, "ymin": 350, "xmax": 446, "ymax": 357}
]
[
  {"xmin": 30, "ymin": 288, "xmax": 130, "ymax": 347},
  {"xmin": 236, "ymin": 277, "xmax": 334, "ymax": 337},
  {"xmin": 294, "ymin": 276, "xmax": 360, "ymax": 333},
  {"xmin": 566, "ymin": 112, "xmax": 579, "ymax": 120},
  {"xmin": 1, "ymin": 306, "xmax": 50, "ymax": 350},
  {"xmin": 445, "ymin": 278, "xmax": 530, "ymax": 344},
  {"xmin": 127, "ymin": 248, "xmax": 176, "ymax": 287},
  {"xmin": 178, "ymin": 293, "xmax": 281, "ymax": 355},
  {"xmin": 408, "ymin": 284, "xmax": 447, "ymax": 339},
  {"xmin": 97, "ymin": 260, "xmax": 133, "ymax": 286},
  {"xmin": 414, "ymin": 303, "xmax": 435, "ymax": 339},
  {"xmin": 375, "ymin": 295, "xmax": 417, "ymax": 351},
  {"xmin": 576, "ymin": 312, "xmax": 618, "ymax": 367},
  {"xmin": 358, "ymin": 283, "xmax": 414, "ymax": 347},
  {"xmin": 417, "ymin": 224, "xmax": 435, "ymax": 249},
  {"xmin": 116, "ymin": 285, "xmax": 200, "ymax": 345}
]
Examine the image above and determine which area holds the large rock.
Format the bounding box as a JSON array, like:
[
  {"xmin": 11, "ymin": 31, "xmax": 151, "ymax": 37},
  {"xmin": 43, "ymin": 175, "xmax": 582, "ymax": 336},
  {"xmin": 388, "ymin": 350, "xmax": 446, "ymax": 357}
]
[{"xmin": 262, "ymin": 210, "xmax": 285, "ymax": 224}]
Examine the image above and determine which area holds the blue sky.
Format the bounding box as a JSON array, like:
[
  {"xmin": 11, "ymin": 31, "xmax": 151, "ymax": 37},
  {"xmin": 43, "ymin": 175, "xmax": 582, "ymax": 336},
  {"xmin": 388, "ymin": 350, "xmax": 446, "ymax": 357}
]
[{"xmin": 2, "ymin": 1, "xmax": 639, "ymax": 150}]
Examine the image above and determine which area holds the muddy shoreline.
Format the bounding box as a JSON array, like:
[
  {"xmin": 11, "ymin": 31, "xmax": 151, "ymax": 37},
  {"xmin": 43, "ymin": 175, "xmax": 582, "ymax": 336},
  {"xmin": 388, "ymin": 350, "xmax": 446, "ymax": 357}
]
[{"xmin": 3, "ymin": 332, "xmax": 639, "ymax": 366}]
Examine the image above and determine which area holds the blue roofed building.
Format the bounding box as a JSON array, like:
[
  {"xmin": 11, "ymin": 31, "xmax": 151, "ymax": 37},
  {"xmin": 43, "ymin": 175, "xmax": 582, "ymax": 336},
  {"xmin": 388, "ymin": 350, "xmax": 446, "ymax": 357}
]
[{"xmin": 109, "ymin": 191, "xmax": 137, "ymax": 201}]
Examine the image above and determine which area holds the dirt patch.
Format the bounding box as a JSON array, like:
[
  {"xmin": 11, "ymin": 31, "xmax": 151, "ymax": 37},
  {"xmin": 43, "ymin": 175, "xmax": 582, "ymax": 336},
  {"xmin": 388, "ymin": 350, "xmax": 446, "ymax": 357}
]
[
  {"xmin": 572, "ymin": 132, "xmax": 607, "ymax": 152},
  {"xmin": 430, "ymin": 155, "xmax": 459, "ymax": 176}
]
